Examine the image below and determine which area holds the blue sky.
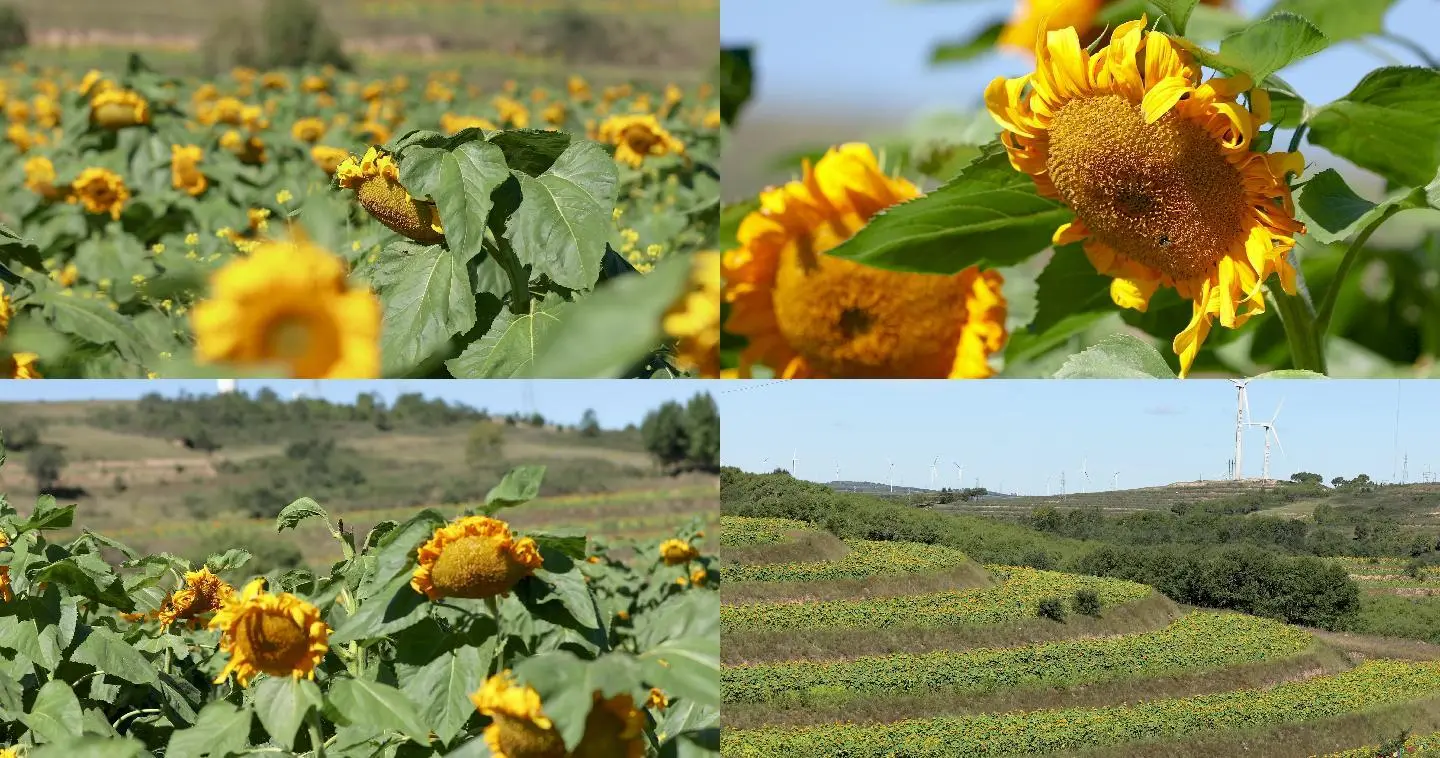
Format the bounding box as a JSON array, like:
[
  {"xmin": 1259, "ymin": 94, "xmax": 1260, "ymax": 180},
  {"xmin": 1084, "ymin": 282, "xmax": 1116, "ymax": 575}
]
[
  {"xmin": 721, "ymin": 0, "xmax": 1440, "ymax": 114},
  {"xmin": 0, "ymin": 380, "xmax": 725, "ymax": 429},
  {"xmin": 718, "ymin": 380, "xmax": 1436, "ymax": 493}
]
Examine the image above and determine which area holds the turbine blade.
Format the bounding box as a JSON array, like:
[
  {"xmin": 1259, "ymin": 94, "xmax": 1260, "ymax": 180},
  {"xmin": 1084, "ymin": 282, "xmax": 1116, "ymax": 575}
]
[{"xmin": 1271, "ymin": 396, "xmax": 1285, "ymax": 423}]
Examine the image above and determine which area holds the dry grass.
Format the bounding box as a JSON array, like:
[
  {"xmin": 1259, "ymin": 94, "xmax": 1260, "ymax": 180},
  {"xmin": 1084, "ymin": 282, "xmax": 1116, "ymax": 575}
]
[
  {"xmin": 1053, "ymin": 696, "xmax": 1440, "ymax": 758},
  {"xmin": 721, "ymin": 562, "xmax": 994, "ymax": 605},
  {"xmin": 721, "ymin": 593, "xmax": 1184, "ymax": 665},
  {"xmin": 1312, "ymin": 629, "xmax": 1440, "ymax": 661},
  {"xmin": 722, "ymin": 529, "xmax": 849, "ymax": 566},
  {"xmin": 721, "ymin": 644, "xmax": 1353, "ymax": 730}
]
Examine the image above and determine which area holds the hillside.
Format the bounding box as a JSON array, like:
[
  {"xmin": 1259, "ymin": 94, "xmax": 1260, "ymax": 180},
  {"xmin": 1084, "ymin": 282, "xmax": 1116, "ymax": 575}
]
[
  {"xmin": 0, "ymin": 397, "xmax": 718, "ymax": 568},
  {"xmin": 718, "ymin": 508, "xmax": 1440, "ymax": 757}
]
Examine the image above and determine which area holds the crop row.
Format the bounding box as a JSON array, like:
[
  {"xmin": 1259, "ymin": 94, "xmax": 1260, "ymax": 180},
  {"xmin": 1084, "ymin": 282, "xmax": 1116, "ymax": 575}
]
[
  {"xmin": 1319, "ymin": 731, "xmax": 1440, "ymax": 757},
  {"xmin": 722, "ymin": 612, "xmax": 1312, "ymax": 705},
  {"xmin": 720, "ymin": 515, "xmax": 810, "ymax": 547},
  {"xmin": 722, "ymin": 538, "xmax": 971, "ymax": 583},
  {"xmin": 720, "ymin": 567, "xmax": 1152, "ymax": 632},
  {"xmin": 1349, "ymin": 574, "xmax": 1440, "ymax": 589},
  {"xmin": 721, "ymin": 660, "xmax": 1440, "ymax": 757}
]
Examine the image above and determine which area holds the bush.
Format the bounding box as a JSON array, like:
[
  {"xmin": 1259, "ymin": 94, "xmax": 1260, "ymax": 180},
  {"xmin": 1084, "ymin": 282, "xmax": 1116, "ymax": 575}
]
[
  {"xmin": 0, "ymin": 5, "xmax": 27, "ymax": 56},
  {"xmin": 1072, "ymin": 589, "xmax": 1102, "ymax": 617},
  {"xmin": 5, "ymin": 419, "xmax": 40, "ymax": 451},
  {"xmin": 201, "ymin": 12, "xmax": 261, "ymax": 75},
  {"xmin": 1020, "ymin": 549, "xmax": 1055, "ymax": 570},
  {"xmin": 1037, "ymin": 597, "xmax": 1067, "ymax": 622},
  {"xmin": 260, "ymin": 0, "xmax": 351, "ymax": 70}
]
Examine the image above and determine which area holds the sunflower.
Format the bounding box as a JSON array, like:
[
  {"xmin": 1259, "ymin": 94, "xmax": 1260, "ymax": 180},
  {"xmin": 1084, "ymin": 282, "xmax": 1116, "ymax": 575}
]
[
  {"xmin": 68, "ymin": 167, "xmax": 129, "ymax": 220},
  {"xmin": 0, "ymin": 532, "xmax": 12, "ymax": 601},
  {"xmin": 985, "ymin": 18, "xmax": 1305, "ymax": 376},
  {"xmin": 301, "ymin": 75, "xmax": 330, "ymax": 94},
  {"xmin": 23, "ymin": 156, "xmax": 62, "ymax": 200},
  {"xmin": 3, "ymin": 353, "xmax": 40, "ymax": 379},
  {"xmin": 999, "ymin": 0, "xmax": 1230, "ymax": 53},
  {"xmin": 658, "ymin": 538, "xmax": 699, "ymax": 566},
  {"xmin": 219, "ymin": 129, "xmax": 267, "ymax": 165},
  {"xmin": 157, "ymin": 567, "xmax": 234, "ymax": 627},
  {"xmin": 664, "ymin": 251, "xmax": 721, "ymax": 377},
  {"xmin": 596, "ymin": 115, "xmax": 685, "ymax": 168},
  {"xmin": 0, "ymin": 283, "xmax": 9, "ymax": 337},
  {"xmin": 291, "ymin": 117, "xmax": 327, "ymax": 143},
  {"xmin": 335, "ymin": 147, "xmax": 446, "ymax": 245},
  {"xmin": 440, "ymin": 113, "xmax": 497, "ymax": 134},
  {"xmin": 311, "ymin": 145, "xmax": 349, "ymax": 175},
  {"xmin": 410, "ymin": 516, "xmax": 543, "ymax": 601},
  {"xmin": 90, "ymin": 89, "xmax": 149, "ymax": 129},
  {"xmin": 494, "ymin": 97, "xmax": 530, "ymax": 128},
  {"xmin": 171, "ymin": 144, "xmax": 208, "ymax": 197},
  {"xmin": 191, "ymin": 236, "xmax": 381, "ymax": 378},
  {"xmin": 470, "ymin": 673, "xmax": 646, "ymax": 758},
  {"xmin": 723, "ymin": 144, "xmax": 1009, "ymax": 378},
  {"xmin": 261, "ymin": 72, "xmax": 289, "ymax": 91},
  {"xmin": 645, "ymin": 688, "xmax": 668, "ymax": 711},
  {"xmin": 568, "ymin": 75, "xmax": 592, "ymax": 101},
  {"xmin": 210, "ymin": 578, "xmax": 330, "ymax": 687}
]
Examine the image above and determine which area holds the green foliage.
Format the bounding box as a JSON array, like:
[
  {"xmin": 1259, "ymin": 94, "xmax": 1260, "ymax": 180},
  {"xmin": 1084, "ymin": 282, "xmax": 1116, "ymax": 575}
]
[
  {"xmin": 1036, "ymin": 596, "xmax": 1067, "ymax": 622},
  {"xmin": 719, "ymin": 516, "xmax": 808, "ymax": 548},
  {"xmin": 24, "ymin": 443, "xmax": 65, "ymax": 493},
  {"xmin": 0, "ymin": 4, "xmax": 27, "ymax": 56},
  {"xmin": 1072, "ymin": 588, "xmax": 1102, "ymax": 617},
  {"xmin": 642, "ymin": 392, "xmax": 719, "ymax": 473},
  {"xmin": 4, "ymin": 418, "xmax": 40, "ymax": 450},
  {"xmin": 719, "ymin": 47, "xmax": 753, "ymax": 127},
  {"xmin": 721, "ymin": 537, "xmax": 971, "ymax": 583},
  {"xmin": 466, "ymin": 420, "xmax": 506, "ymax": 465},
  {"xmin": 579, "ymin": 409, "xmax": 601, "ymax": 438},
  {"xmin": 258, "ymin": 0, "xmax": 350, "ymax": 71}
]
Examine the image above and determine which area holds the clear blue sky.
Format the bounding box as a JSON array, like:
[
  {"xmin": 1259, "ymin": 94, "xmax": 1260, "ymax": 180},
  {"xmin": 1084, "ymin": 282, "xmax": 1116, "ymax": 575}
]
[
  {"xmin": 722, "ymin": 0, "xmax": 1440, "ymax": 114},
  {"xmin": 718, "ymin": 380, "xmax": 1436, "ymax": 493},
  {"xmin": 0, "ymin": 380, "xmax": 725, "ymax": 429}
]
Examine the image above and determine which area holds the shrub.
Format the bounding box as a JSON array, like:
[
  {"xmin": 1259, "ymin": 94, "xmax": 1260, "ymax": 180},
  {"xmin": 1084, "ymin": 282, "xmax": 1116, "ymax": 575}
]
[
  {"xmin": 0, "ymin": 5, "xmax": 27, "ymax": 56},
  {"xmin": 260, "ymin": 0, "xmax": 351, "ymax": 70},
  {"xmin": 1037, "ymin": 597, "xmax": 1067, "ymax": 622},
  {"xmin": 1073, "ymin": 588, "xmax": 1102, "ymax": 617}
]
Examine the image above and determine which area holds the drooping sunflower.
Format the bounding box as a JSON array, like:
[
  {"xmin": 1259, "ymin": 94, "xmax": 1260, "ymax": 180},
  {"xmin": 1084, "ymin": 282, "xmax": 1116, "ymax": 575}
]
[
  {"xmin": 209, "ymin": 578, "xmax": 330, "ymax": 687},
  {"xmin": 470, "ymin": 673, "xmax": 646, "ymax": 758},
  {"xmin": 23, "ymin": 156, "xmax": 62, "ymax": 201},
  {"xmin": 335, "ymin": 147, "xmax": 446, "ymax": 245},
  {"xmin": 985, "ymin": 18, "xmax": 1305, "ymax": 376},
  {"xmin": 89, "ymin": 89, "xmax": 149, "ymax": 129},
  {"xmin": 410, "ymin": 516, "xmax": 543, "ymax": 601},
  {"xmin": 658, "ymin": 538, "xmax": 699, "ymax": 566},
  {"xmin": 596, "ymin": 114, "xmax": 685, "ymax": 168},
  {"xmin": 68, "ymin": 167, "xmax": 129, "ymax": 220},
  {"xmin": 191, "ymin": 236, "xmax": 381, "ymax": 378},
  {"xmin": 171, "ymin": 144, "xmax": 208, "ymax": 197},
  {"xmin": 664, "ymin": 251, "xmax": 721, "ymax": 378},
  {"xmin": 157, "ymin": 567, "xmax": 234, "ymax": 627},
  {"xmin": 723, "ymin": 144, "xmax": 1009, "ymax": 379},
  {"xmin": 999, "ymin": 0, "xmax": 1229, "ymax": 53},
  {"xmin": 0, "ymin": 532, "xmax": 13, "ymax": 601}
]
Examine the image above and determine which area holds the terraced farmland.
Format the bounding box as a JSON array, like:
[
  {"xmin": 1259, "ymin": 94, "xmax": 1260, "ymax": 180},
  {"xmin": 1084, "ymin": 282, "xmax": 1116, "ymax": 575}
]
[{"xmin": 720, "ymin": 514, "xmax": 1440, "ymax": 757}]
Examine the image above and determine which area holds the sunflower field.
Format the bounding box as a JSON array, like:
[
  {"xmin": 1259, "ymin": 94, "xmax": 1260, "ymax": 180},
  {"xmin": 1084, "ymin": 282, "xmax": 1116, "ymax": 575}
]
[
  {"xmin": 721, "ymin": 538, "xmax": 971, "ymax": 582},
  {"xmin": 718, "ymin": 0, "xmax": 1440, "ymax": 379},
  {"xmin": 0, "ymin": 439, "xmax": 721, "ymax": 757},
  {"xmin": 0, "ymin": 59, "xmax": 720, "ymax": 379}
]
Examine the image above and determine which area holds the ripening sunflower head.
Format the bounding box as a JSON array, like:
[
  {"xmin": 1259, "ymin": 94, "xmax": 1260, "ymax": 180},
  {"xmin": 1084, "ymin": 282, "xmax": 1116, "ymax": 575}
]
[
  {"xmin": 311, "ymin": 145, "xmax": 349, "ymax": 175},
  {"xmin": 171, "ymin": 144, "xmax": 207, "ymax": 197},
  {"xmin": 291, "ymin": 117, "xmax": 327, "ymax": 143},
  {"xmin": 723, "ymin": 144, "xmax": 1009, "ymax": 379},
  {"xmin": 440, "ymin": 113, "xmax": 497, "ymax": 134},
  {"xmin": 7, "ymin": 123, "xmax": 39, "ymax": 152},
  {"xmin": 23, "ymin": 156, "xmax": 62, "ymax": 200},
  {"xmin": 68, "ymin": 167, "xmax": 129, "ymax": 220},
  {"xmin": 335, "ymin": 147, "xmax": 446, "ymax": 245},
  {"xmin": 985, "ymin": 18, "xmax": 1305, "ymax": 376},
  {"xmin": 0, "ymin": 531, "xmax": 12, "ymax": 601},
  {"xmin": 597, "ymin": 114, "xmax": 685, "ymax": 168},
  {"xmin": 664, "ymin": 251, "xmax": 721, "ymax": 378},
  {"xmin": 3, "ymin": 352, "xmax": 40, "ymax": 379},
  {"xmin": 157, "ymin": 567, "xmax": 234, "ymax": 627},
  {"xmin": 301, "ymin": 75, "xmax": 330, "ymax": 94},
  {"xmin": 209, "ymin": 578, "xmax": 330, "ymax": 687},
  {"xmin": 219, "ymin": 129, "xmax": 267, "ymax": 165},
  {"xmin": 658, "ymin": 538, "xmax": 699, "ymax": 566},
  {"xmin": 471, "ymin": 674, "xmax": 647, "ymax": 758},
  {"xmin": 410, "ymin": 515, "xmax": 543, "ymax": 601},
  {"xmin": 89, "ymin": 89, "xmax": 149, "ymax": 130},
  {"xmin": 261, "ymin": 72, "xmax": 289, "ymax": 91},
  {"xmin": 999, "ymin": 0, "xmax": 1230, "ymax": 53},
  {"xmin": 191, "ymin": 237, "xmax": 381, "ymax": 378}
]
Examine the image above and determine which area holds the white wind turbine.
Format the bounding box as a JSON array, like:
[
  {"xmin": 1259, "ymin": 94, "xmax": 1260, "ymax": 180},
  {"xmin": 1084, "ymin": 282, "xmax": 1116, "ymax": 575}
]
[
  {"xmin": 1081, "ymin": 458, "xmax": 1091, "ymax": 492},
  {"xmin": 930, "ymin": 457, "xmax": 939, "ymax": 490},
  {"xmin": 1232, "ymin": 379, "xmax": 1251, "ymax": 480},
  {"xmin": 792, "ymin": 449, "xmax": 798, "ymax": 478},
  {"xmin": 1247, "ymin": 398, "xmax": 1286, "ymax": 483},
  {"xmin": 954, "ymin": 462, "xmax": 964, "ymax": 490},
  {"xmin": 887, "ymin": 458, "xmax": 895, "ymax": 493},
  {"xmin": 1112, "ymin": 471, "xmax": 1120, "ymax": 490}
]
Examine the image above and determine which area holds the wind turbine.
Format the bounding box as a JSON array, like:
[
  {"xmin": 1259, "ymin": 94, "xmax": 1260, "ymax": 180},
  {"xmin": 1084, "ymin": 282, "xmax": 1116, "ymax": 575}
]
[
  {"xmin": 887, "ymin": 458, "xmax": 895, "ymax": 493},
  {"xmin": 1081, "ymin": 458, "xmax": 1091, "ymax": 493},
  {"xmin": 930, "ymin": 457, "xmax": 939, "ymax": 490},
  {"xmin": 761, "ymin": 456, "xmax": 770, "ymax": 472},
  {"xmin": 1232, "ymin": 380, "xmax": 1251, "ymax": 480},
  {"xmin": 217, "ymin": 379, "xmax": 236, "ymax": 394},
  {"xmin": 954, "ymin": 462, "xmax": 964, "ymax": 490},
  {"xmin": 1247, "ymin": 399, "xmax": 1286, "ymax": 483},
  {"xmin": 1112, "ymin": 471, "xmax": 1120, "ymax": 490},
  {"xmin": 792, "ymin": 449, "xmax": 798, "ymax": 478}
]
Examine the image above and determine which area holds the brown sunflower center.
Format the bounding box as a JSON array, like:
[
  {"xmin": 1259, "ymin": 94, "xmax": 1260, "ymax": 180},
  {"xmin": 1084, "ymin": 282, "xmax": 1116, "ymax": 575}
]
[
  {"xmin": 357, "ymin": 177, "xmax": 446, "ymax": 245},
  {"xmin": 621, "ymin": 125, "xmax": 659, "ymax": 153},
  {"xmin": 572, "ymin": 701, "xmax": 638, "ymax": 758},
  {"xmin": 429, "ymin": 535, "xmax": 524, "ymax": 599},
  {"xmin": 771, "ymin": 227, "xmax": 974, "ymax": 378},
  {"xmin": 245, "ymin": 612, "xmax": 309, "ymax": 673},
  {"xmin": 1045, "ymin": 93, "xmax": 1249, "ymax": 281},
  {"xmin": 494, "ymin": 715, "xmax": 567, "ymax": 758}
]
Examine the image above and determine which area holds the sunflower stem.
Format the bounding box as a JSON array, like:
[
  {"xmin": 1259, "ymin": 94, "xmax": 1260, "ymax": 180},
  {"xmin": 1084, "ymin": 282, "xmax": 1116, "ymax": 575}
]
[
  {"xmin": 308, "ymin": 709, "xmax": 326, "ymax": 758},
  {"xmin": 1316, "ymin": 204, "xmax": 1403, "ymax": 339},
  {"xmin": 486, "ymin": 596, "xmax": 504, "ymax": 676},
  {"xmin": 1286, "ymin": 124, "xmax": 1308, "ymax": 155},
  {"xmin": 1269, "ymin": 285, "xmax": 1327, "ymax": 374}
]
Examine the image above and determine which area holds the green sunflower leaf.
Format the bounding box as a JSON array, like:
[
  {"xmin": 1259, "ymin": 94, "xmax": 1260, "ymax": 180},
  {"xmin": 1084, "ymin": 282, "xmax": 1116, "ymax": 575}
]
[
  {"xmin": 252, "ymin": 677, "xmax": 322, "ymax": 751},
  {"xmin": 929, "ymin": 21, "xmax": 1005, "ymax": 65},
  {"xmin": 1148, "ymin": 0, "xmax": 1201, "ymax": 36},
  {"xmin": 373, "ymin": 242, "xmax": 478, "ymax": 376},
  {"xmin": 399, "ymin": 141, "xmax": 510, "ymax": 265},
  {"xmin": 1262, "ymin": 0, "xmax": 1397, "ymax": 41},
  {"xmin": 324, "ymin": 679, "xmax": 431, "ymax": 745},
  {"xmin": 1307, "ymin": 67, "xmax": 1440, "ymax": 189},
  {"xmin": 1171, "ymin": 12, "xmax": 1329, "ymax": 83},
  {"xmin": 505, "ymin": 141, "xmax": 618, "ymax": 291},
  {"xmin": 485, "ymin": 465, "xmax": 548, "ymax": 511},
  {"xmin": 825, "ymin": 143, "xmax": 1071, "ymax": 274},
  {"xmin": 165, "ymin": 701, "xmax": 253, "ymax": 758},
  {"xmin": 1053, "ymin": 334, "xmax": 1177, "ymax": 378},
  {"xmin": 275, "ymin": 496, "xmax": 332, "ymax": 534},
  {"xmin": 20, "ymin": 679, "xmax": 83, "ymax": 743},
  {"xmin": 445, "ymin": 293, "xmax": 569, "ymax": 378}
]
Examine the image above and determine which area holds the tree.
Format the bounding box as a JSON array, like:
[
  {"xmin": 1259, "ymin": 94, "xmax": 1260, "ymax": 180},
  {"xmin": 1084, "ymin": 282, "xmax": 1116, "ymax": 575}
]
[
  {"xmin": 641, "ymin": 401, "xmax": 689, "ymax": 470},
  {"xmin": 187, "ymin": 425, "xmax": 222, "ymax": 455},
  {"xmin": 682, "ymin": 393, "xmax": 720, "ymax": 471},
  {"xmin": 26, "ymin": 443, "xmax": 65, "ymax": 492},
  {"xmin": 0, "ymin": 5, "xmax": 28, "ymax": 57},
  {"xmin": 5, "ymin": 419, "xmax": 39, "ymax": 451},
  {"xmin": 579, "ymin": 409, "xmax": 602, "ymax": 438},
  {"xmin": 260, "ymin": 0, "xmax": 350, "ymax": 70},
  {"xmin": 1290, "ymin": 472, "xmax": 1323, "ymax": 485},
  {"xmin": 467, "ymin": 422, "xmax": 505, "ymax": 465},
  {"xmin": 1332, "ymin": 476, "xmax": 1348, "ymax": 488}
]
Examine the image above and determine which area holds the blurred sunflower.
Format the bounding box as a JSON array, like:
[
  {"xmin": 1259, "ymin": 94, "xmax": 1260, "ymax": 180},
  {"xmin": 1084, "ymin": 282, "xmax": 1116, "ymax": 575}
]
[
  {"xmin": 568, "ymin": 75, "xmax": 591, "ymax": 101},
  {"xmin": 664, "ymin": 252, "xmax": 720, "ymax": 377},
  {"xmin": 171, "ymin": 144, "xmax": 207, "ymax": 197},
  {"xmin": 336, "ymin": 147, "xmax": 446, "ymax": 245},
  {"xmin": 310, "ymin": 145, "xmax": 349, "ymax": 175},
  {"xmin": 69, "ymin": 167, "xmax": 129, "ymax": 220},
  {"xmin": 23, "ymin": 156, "xmax": 63, "ymax": 200},
  {"xmin": 999, "ymin": 0, "xmax": 1230, "ymax": 52},
  {"xmin": 90, "ymin": 89, "xmax": 149, "ymax": 129},
  {"xmin": 191, "ymin": 236, "xmax": 381, "ymax": 378},
  {"xmin": 596, "ymin": 114, "xmax": 685, "ymax": 168},
  {"xmin": 219, "ymin": 129, "xmax": 267, "ymax": 165},
  {"xmin": 291, "ymin": 117, "xmax": 327, "ymax": 143},
  {"xmin": 157, "ymin": 567, "xmax": 234, "ymax": 627},
  {"xmin": 210, "ymin": 578, "xmax": 330, "ymax": 687},
  {"xmin": 659, "ymin": 538, "xmax": 699, "ymax": 566},
  {"xmin": 470, "ymin": 673, "xmax": 646, "ymax": 758},
  {"xmin": 985, "ymin": 18, "xmax": 1304, "ymax": 376},
  {"xmin": 3, "ymin": 352, "xmax": 40, "ymax": 379},
  {"xmin": 723, "ymin": 144, "xmax": 1008, "ymax": 379},
  {"xmin": 411, "ymin": 515, "xmax": 543, "ymax": 601},
  {"xmin": 494, "ymin": 96, "xmax": 530, "ymax": 128},
  {"xmin": 440, "ymin": 113, "xmax": 497, "ymax": 134}
]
